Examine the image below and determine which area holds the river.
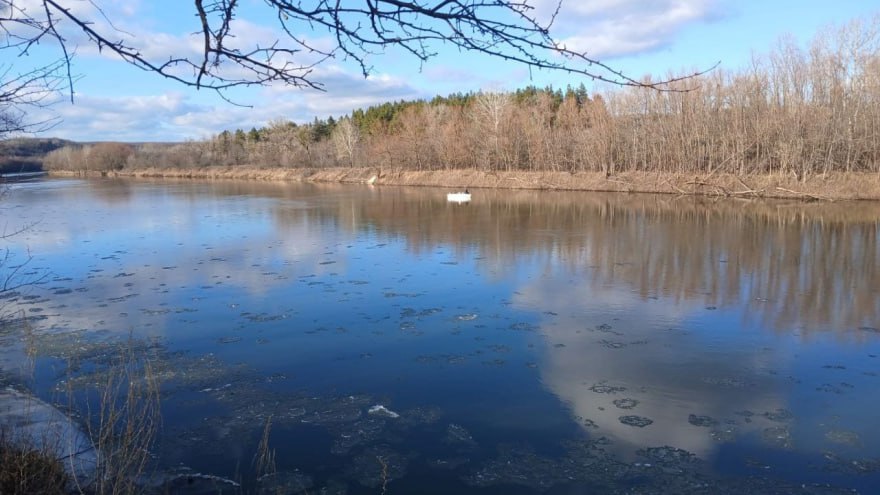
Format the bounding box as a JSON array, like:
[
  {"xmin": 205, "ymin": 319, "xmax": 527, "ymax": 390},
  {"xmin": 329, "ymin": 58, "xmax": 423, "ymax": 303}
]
[{"xmin": 1, "ymin": 177, "xmax": 878, "ymax": 494}]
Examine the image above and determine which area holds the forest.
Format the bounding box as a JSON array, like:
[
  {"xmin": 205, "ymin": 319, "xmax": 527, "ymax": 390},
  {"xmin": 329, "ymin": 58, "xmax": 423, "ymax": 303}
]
[{"xmin": 43, "ymin": 16, "xmax": 880, "ymax": 181}]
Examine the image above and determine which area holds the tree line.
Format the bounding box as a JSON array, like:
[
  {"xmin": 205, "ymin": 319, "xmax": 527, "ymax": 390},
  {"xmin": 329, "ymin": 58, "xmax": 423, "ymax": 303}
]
[{"xmin": 43, "ymin": 15, "xmax": 880, "ymax": 179}]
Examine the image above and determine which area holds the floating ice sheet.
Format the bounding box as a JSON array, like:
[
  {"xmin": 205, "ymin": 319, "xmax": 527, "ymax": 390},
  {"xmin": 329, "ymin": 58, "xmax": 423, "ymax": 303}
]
[{"xmin": 367, "ymin": 404, "xmax": 400, "ymax": 418}]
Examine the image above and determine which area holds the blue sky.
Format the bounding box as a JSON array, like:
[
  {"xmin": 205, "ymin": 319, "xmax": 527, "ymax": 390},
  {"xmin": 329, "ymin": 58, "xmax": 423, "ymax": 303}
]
[{"xmin": 8, "ymin": 0, "xmax": 880, "ymax": 142}]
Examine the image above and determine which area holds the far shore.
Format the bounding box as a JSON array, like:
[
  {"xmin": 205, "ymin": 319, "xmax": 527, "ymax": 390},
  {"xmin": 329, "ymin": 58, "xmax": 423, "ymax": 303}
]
[{"xmin": 47, "ymin": 167, "xmax": 880, "ymax": 201}]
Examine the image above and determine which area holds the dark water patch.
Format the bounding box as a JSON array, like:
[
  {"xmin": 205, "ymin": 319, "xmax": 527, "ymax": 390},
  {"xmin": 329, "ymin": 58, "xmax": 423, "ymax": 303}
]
[
  {"xmin": 141, "ymin": 308, "xmax": 171, "ymax": 315},
  {"xmin": 331, "ymin": 416, "xmax": 387, "ymax": 455},
  {"xmin": 20, "ymin": 295, "xmax": 48, "ymax": 303},
  {"xmin": 464, "ymin": 444, "xmax": 570, "ymax": 491},
  {"xmin": 0, "ymin": 290, "xmax": 20, "ymax": 300},
  {"xmin": 710, "ymin": 425, "xmax": 739, "ymax": 442},
  {"xmin": 241, "ymin": 312, "xmax": 288, "ymax": 322},
  {"xmin": 637, "ymin": 446, "xmax": 700, "ymax": 469},
  {"xmin": 589, "ymin": 382, "xmax": 627, "ymax": 394},
  {"xmin": 400, "ymin": 307, "xmax": 443, "ymax": 319},
  {"xmin": 384, "ymin": 291, "xmax": 422, "ymax": 298},
  {"xmin": 762, "ymin": 409, "xmax": 794, "ymax": 422},
  {"xmin": 824, "ymin": 429, "xmax": 861, "ymax": 447},
  {"xmin": 612, "ymin": 398, "xmax": 639, "ymax": 410},
  {"xmin": 415, "ymin": 354, "xmax": 467, "ymax": 365},
  {"xmin": 107, "ymin": 293, "xmax": 139, "ymax": 303},
  {"xmin": 822, "ymin": 364, "xmax": 847, "ymax": 370},
  {"xmin": 599, "ymin": 339, "xmax": 626, "ymax": 349},
  {"xmin": 508, "ymin": 322, "xmax": 538, "ymax": 332},
  {"xmin": 701, "ymin": 376, "xmax": 750, "ymax": 388},
  {"xmin": 592, "ymin": 325, "xmax": 624, "ymax": 336},
  {"xmin": 821, "ymin": 452, "xmax": 880, "ymax": 474},
  {"xmin": 816, "ymin": 382, "xmax": 854, "ymax": 394},
  {"xmin": 619, "ymin": 415, "xmax": 654, "ymax": 428},
  {"xmin": 426, "ymin": 456, "xmax": 470, "ymax": 470},
  {"xmin": 688, "ymin": 414, "xmax": 718, "ymax": 427},
  {"xmin": 762, "ymin": 426, "xmax": 793, "ymax": 449}
]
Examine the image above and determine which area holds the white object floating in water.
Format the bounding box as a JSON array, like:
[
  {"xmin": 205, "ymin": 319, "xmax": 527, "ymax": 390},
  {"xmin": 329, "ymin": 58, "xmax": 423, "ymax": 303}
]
[
  {"xmin": 447, "ymin": 191, "xmax": 471, "ymax": 203},
  {"xmin": 368, "ymin": 405, "xmax": 400, "ymax": 418}
]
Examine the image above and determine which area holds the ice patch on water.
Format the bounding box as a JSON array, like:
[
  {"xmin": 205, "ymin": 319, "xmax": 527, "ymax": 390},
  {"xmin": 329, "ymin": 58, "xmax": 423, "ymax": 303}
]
[{"xmin": 368, "ymin": 405, "xmax": 399, "ymax": 418}]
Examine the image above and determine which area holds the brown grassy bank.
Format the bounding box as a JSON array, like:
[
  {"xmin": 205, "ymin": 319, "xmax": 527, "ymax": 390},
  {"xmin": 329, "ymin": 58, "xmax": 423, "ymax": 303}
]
[{"xmin": 48, "ymin": 167, "xmax": 880, "ymax": 201}]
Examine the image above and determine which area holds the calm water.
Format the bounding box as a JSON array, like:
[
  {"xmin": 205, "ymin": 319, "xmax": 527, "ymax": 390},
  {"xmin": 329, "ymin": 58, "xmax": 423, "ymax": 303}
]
[{"xmin": 1, "ymin": 177, "xmax": 879, "ymax": 494}]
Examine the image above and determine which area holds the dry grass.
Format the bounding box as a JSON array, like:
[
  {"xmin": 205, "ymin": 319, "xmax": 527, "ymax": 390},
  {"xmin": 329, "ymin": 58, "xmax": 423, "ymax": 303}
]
[
  {"xmin": 79, "ymin": 345, "xmax": 161, "ymax": 495},
  {"xmin": 0, "ymin": 348, "xmax": 159, "ymax": 495},
  {"xmin": 0, "ymin": 315, "xmax": 73, "ymax": 494},
  {"xmin": 253, "ymin": 415, "xmax": 276, "ymax": 483},
  {"xmin": 0, "ymin": 430, "xmax": 69, "ymax": 495}
]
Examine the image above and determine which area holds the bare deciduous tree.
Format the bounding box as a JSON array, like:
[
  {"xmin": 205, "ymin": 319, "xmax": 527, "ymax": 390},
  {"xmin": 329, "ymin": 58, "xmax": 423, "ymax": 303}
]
[
  {"xmin": 332, "ymin": 117, "xmax": 360, "ymax": 167},
  {"xmin": 473, "ymin": 91, "xmax": 511, "ymax": 169}
]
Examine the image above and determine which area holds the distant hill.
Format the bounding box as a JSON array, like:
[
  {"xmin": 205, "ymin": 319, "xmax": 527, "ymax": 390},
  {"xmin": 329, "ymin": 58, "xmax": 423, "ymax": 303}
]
[
  {"xmin": 0, "ymin": 138, "xmax": 180, "ymax": 174},
  {"xmin": 0, "ymin": 137, "xmax": 73, "ymax": 173}
]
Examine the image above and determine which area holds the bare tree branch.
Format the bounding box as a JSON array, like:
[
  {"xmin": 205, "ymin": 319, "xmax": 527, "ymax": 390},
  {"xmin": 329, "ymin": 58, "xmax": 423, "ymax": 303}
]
[
  {"xmin": 0, "ymin": 61, "xmax": 64, "ymax": 137},
  {"xmin": 1, "ymin": 0, "xmax": 713, "ymax": 106}
]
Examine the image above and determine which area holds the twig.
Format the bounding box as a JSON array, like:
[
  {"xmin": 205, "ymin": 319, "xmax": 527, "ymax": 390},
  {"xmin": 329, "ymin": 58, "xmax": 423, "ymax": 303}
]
[
  {"xmin": 733, "ymin": 175, "xmax": 764, "ymax": 197},
  {"xmin": 661, "ymin": 178, "xmax": 689, "ymax": 195},
  {"xmin": 775, "ymin": 187, "xmax": 832, "ymax": 202},
  {"xmin": 686, "ymin": 180, "xmax": 729, "ymax": 196}
]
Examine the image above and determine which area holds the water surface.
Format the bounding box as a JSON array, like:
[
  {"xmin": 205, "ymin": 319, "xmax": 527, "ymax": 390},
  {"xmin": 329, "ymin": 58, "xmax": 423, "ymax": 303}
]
[{"xmin": 1, "ymin": 177, "xmax": 879, "ymax": 493}]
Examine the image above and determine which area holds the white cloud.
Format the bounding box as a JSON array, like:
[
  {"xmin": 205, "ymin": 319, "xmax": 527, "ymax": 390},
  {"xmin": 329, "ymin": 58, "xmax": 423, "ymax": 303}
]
[
  {"xmin": 264, "ymin": 65, "xmax": 426, "ymax": 116},
  {"xmin": 530, "ymin": 0, "xmax": 724, "ymax": 58},
  {"xmin": 27, "ymin": 92, "xmax": 204, "ymax": 141},
  {"xmin": 28, "ymin": 63, "xmax": 425, "ymax": 141}
]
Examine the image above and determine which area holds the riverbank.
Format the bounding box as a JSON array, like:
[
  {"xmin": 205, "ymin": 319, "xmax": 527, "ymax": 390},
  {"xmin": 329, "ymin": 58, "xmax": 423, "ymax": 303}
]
[
  {"xmin": 0, "ymin": 386, "xmax": 97, "ymax": 489},
  {"xmin": 48, "ymin": 167, "xmax": 880, "ymax": 201}
]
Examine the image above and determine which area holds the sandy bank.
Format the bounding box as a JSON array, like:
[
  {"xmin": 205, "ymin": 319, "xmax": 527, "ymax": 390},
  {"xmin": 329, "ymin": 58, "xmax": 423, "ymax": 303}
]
[{"xmin": 48, "ymin": 167, "xmax": 880, "ymax": 201}]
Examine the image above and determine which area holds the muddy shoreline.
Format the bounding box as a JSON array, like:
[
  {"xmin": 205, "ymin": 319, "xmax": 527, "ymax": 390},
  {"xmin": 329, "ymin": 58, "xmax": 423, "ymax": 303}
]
[{"xmin": 48, "ymin": 167, "xmax": 880, "ymax": 201}]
